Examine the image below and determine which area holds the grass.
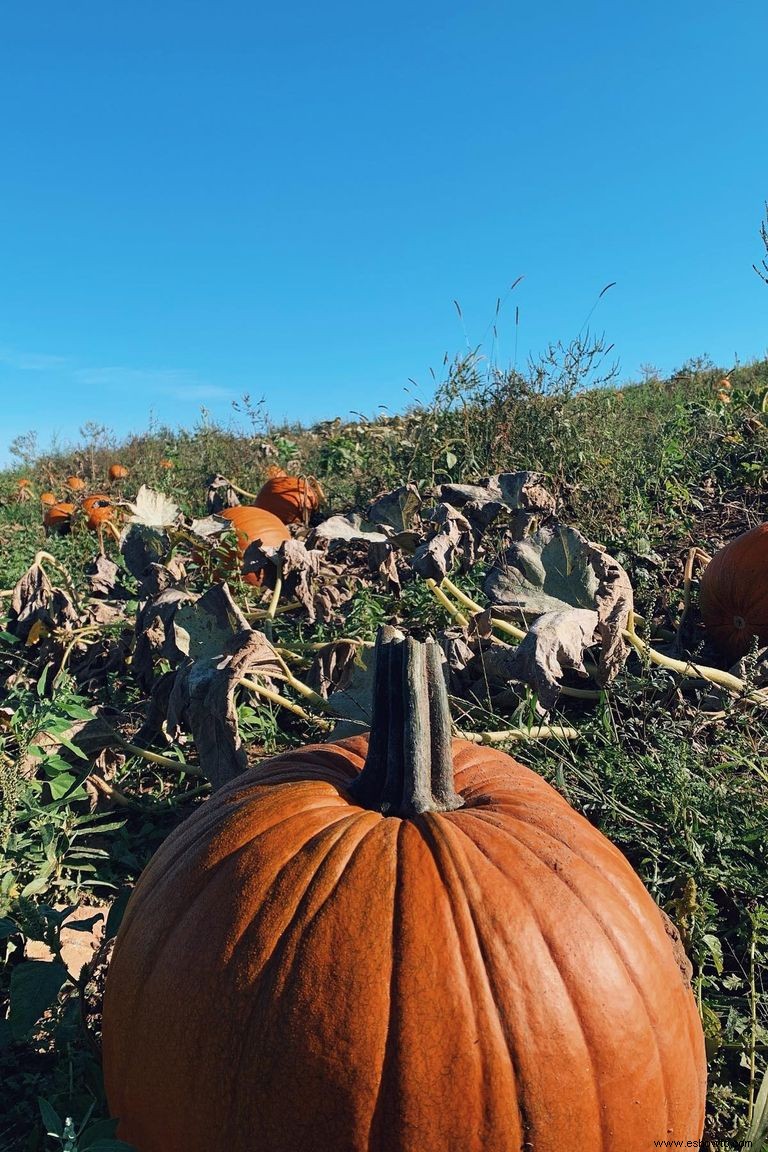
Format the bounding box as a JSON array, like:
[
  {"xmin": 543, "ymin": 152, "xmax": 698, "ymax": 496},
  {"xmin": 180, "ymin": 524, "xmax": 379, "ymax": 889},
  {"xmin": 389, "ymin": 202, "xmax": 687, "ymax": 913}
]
[{"xmin": 0, "ymin": 348, "xmax": 767, "ymax": 1150}]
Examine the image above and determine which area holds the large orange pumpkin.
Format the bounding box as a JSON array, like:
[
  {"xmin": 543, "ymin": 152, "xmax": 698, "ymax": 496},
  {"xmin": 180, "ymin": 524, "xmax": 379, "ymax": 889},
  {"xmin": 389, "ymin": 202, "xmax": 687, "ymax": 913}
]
[
  {"xmin": 102, "ymin": 630, "xmax": 706, "ymax": 1152},
  {"xmin": 215, "ymin": 505, "xmax": 290, "ymax": 586},
  {"xmin": 44, "ymin": 502, "xmax": 76, "ymax": 533},
  {"xmin": 699, "ymin": 523, "xmax": 768, "ymax": 662},
  {"xmin": 254, "ymin": 467, "xmax": 321, "ymax": 524}
]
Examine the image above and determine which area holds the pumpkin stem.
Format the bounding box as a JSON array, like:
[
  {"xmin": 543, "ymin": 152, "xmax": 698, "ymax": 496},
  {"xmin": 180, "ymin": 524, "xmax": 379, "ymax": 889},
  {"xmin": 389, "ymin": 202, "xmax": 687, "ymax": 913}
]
[{"xmin": 348, "ymin": 626, "xmax": 464, "ymax": 817}]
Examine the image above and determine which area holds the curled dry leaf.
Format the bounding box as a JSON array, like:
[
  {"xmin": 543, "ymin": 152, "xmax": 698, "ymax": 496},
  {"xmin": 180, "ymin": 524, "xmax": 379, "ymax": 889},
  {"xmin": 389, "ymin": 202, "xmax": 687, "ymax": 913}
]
[
  {"xmin": 307, "ymin": 513, "xmax": 388, "ymax": 549},
  {"xmin": 132, "ymin": 589, "xmax": 196, "ymax": 691},
  {"xmin": 167, "ymin": 627, "xmax": 284, "ymax": 790},
  {"xmin": 478, "ymin": 608, "xmax": 599, "ymax": 714},
  {"xmin": 367, "ymin": 539, "xmax": 401, "ymax": 594},
  {"xmin": 85, "ymin": 555, "xmax": 125, "ymax": 600},
  {"xmin": 365, "ymin": 484, "xmax": 423, "ymax": 533},
  {"xmin": 308, "ymin": 639, "xmax": 366, "ymax": 700},
  {"xmin": 205, "ymin": 474, "xmax": 240, "ymax": 513},
  {"xmin": 411, "ymin": 503, "xmax": 476, "ymax": 580},
  {"xmin": 9, "ymin": 560, "xmax": 78, "ymax": 645},
  {"xmin": 484, "ymin": 520, "xmax": 633, "ymax": 684},
  {"xmin": 125, "ymin": 486, "xmax": 180, "ymax": 529}
]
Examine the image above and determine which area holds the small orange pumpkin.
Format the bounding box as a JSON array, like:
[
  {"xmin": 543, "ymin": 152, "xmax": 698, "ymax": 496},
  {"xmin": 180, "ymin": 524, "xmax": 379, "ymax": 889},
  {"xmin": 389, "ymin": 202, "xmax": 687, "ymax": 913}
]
[
  {"xmin": 65, "ymin": 475, "xmax": 86, "ymax": 492},
  {"xmin": 254, "ymin": 468, "xmax": 321, "ymax": 525},
  {"xmin": 109, "ymin": 464, "xmax": 129, "ymax": 481},
  {"xmin": 17, "ymin": 478, "xmax": 30, "ymax": 488},
  {"xmin": 700, "ymin": 523, "xmax": 768, "ymax": 662},
  {"xmin": 159, "ymin": 458, "xmax": 174, "ymax": 470},
  {"xmin": 44, "ymin": 502, "xmax": 76, "ymax": 534},
  {"xmin": 40, "ymin": 491, "xmax": 57, "ymax": 507},
  {"xmin": 83, "ymin": 494, "xmax": 117, "ymax": 532},
  {"xmin": 216, "ymin": 505, "xmax": 290, "ymax": 586}
]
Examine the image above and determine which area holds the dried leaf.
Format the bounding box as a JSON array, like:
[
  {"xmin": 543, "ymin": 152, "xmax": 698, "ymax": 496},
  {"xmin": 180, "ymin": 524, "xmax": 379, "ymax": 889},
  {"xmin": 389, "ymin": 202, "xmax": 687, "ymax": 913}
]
[
  {"xmin": 308, "ymin": 514, "xmax": 388, "ymax": 549},
  {"xmin": 411, "ymin": 504, "xmax": 476, "ymax": 580},
  {"xmin": 126, "ymin": 485, "xmax": 180, "ymax": 528},
  {"xmin": 205, "ymin": 474, "xmax": 240, "ymax": 513},
  {"xmin": 167, "ymin": 628, "xmax": 283, "ymax": 790},
  {"xmin": 119, "ymin": 522, "xmax": 172, "ymax": 582},
  {"xmin": 480, "ymin": 608, "xmax": 598, "ymax": 713},
  {"xmin": 308, "ymin": 640, "xmax": 366, "ymax": 699},
  {"xmin": 8, "ymin": 561, "xmax": 78, "ymax": 645},
  {"xmin": 365, "ymin": 484, "xmax": 423, "ymax": 533}
]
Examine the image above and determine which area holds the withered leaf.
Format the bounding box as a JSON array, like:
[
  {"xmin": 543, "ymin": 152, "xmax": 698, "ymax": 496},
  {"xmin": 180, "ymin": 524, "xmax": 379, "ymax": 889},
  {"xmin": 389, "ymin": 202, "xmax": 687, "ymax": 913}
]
[
  {"xmin": 205, "ymin": 474, "xmax": 240, "ymax": 513},
  {"xmin": 365, "ymin": 484, "xmax": 423, "ymax": 533},
  {"xmin": 167, "ymin": 628, "xmax": 284, "ymax": 790},
  {"xmin": 411, "ymin": 504, "xmax": 476, "ymax": 580},
  {"xmin": 479, "ymin": 608, "xmax": 599, "ymax": 713},
  {"xmin": 9, "ymin": 561, "xmax": 78, "ymax": 645},
  {"xmin": 308, "ymin": 514, "xmax": 389, "ymax": 549},
  {"xmin": 119, "ymin": 522, "xmax": 172, "ymax": 583}
]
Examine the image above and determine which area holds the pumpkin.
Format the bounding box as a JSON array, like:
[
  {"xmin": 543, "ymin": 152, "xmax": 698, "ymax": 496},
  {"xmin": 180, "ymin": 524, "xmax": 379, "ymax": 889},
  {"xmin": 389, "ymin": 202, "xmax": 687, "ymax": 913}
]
[
  {"xmin": 17, "ymin": 477, "xmax": 30, "ymax": 488},
  {"xmin": 83, "ymin": 495, "xmax": 116, "ymax": 532},
  {"xmin": 102, "ymin": 629, "xmax": 706, "ymax": 1152},
  {"xmin": 65, "ymin": 475, "xmax": 86, "ymax": 492},
  {"xmin": 109, "ymin": 464, "xmax": 129, "ymax": 481},
  {"xmin": 43, "ymin": 502, "xmax": 75, "ymax": 534},
  {"xmin": 699, "ymin": 522, "xmax": 768, "ymax": 662},
  {"xmin": 254, "ymin": 466, "xmax": 321, "ymax": 525},
  {"xmin": 40, "ymin": 491, "xmax": 57, "ymax": 508},
  {"xmin": 215, "ymin": 505, "xmax": 290, "ymax": 586},
  {"xmin": 159, "ymin": 458, "xmax": 174, "ymax": 470}
]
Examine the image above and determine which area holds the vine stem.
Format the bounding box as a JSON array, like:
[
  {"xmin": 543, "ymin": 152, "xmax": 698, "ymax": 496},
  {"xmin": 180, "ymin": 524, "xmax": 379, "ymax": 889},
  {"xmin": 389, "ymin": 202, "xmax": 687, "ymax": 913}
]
[
  {"xmin": 433, "ymin": 575, "xmax": 768, "ymax": 707},
  {"xmin": 458, "ymin": 726, "xmax": 579, "ymax": 744},
  {"xmin": 237, "ymin": 676, "xmax": 333, "ymax": 729}
]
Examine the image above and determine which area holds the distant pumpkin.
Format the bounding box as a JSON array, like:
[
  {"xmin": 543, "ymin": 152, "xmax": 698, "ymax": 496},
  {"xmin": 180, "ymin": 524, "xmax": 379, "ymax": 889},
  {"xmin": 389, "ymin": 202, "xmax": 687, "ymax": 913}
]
[
  {"xmin": 159, "ymin": 458, "xmax": 174, "ymax": 470},
  {"xmin": 254, "ymin": 467, "xmax": 321, "ymax": 525},
  {"xmin": 44, "ymin": 502, "xmax": 76, "ymax": 534},
  {"xmin": 700, "ymin": 523, "xmax": 768, "ymax": 662},
  {"xmin": 83, "ymin": 494, "xmax": 116, "ymax": 532},
  {"xmin": 40, "ymin": 491, "xmax": 57, "ymax": 507},
  {"xmin": 216, "ymin": 505, "xmax": 290, "ymax": 586},
  {"xmin": 109, "ymin": 464, "xmax": 129, "ymax": 481},
  {"xmin": 65, "ymin": 475, "xmax": 86, "ymax": 492}
]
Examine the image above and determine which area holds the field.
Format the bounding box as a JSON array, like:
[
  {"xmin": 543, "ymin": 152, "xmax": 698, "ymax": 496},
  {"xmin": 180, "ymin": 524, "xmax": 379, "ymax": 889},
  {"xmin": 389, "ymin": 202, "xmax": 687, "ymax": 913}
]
[{"xmin": 0, "ymin": 348, "xmax": 767, "ymax": 1151}]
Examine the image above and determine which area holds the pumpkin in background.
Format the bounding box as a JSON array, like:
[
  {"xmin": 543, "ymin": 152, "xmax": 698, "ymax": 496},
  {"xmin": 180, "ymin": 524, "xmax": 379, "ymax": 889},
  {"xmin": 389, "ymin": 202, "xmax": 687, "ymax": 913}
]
[
  {"xmin": 65, "ymin": 475, "xmax": 86, "ymax": 492},
  {"xmin": 83, "ymin": 494, "xmax": 117, "ymax": 532},
  {"xmin": 44, "ymin": 502, "xmax": 76, "ymax": 534},
  {"xmin": 254, "ymin": 466, "xmax": 321, "ymax": 524},
  {"xmin": 102, "ymin": 629, "xmax": 706, "ymax": 1152},
  {"xmin": 109, "ymin": 463, "xmax": 129, "ymax": 481},
  {"xmin": 40, "ymin": 491, "xmax": 57, "ymax": 508},
  {"xmin": 699, "ymin": 522, "xmax": 768, "ymax": 662},
  {"xmin": 215, "ymin": 505, "xmax": 290, "ymax": 586},
  {"xmin": 159, "ymin": 458, "xmax": 174, "ymax": 470}
]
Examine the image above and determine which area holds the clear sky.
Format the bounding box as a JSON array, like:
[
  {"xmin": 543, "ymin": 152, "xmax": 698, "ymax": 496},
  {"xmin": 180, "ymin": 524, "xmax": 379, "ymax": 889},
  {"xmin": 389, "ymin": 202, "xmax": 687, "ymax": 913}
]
[{"xmin": 1, "ymin": 0, "xmax": 766, "ymax": 464}]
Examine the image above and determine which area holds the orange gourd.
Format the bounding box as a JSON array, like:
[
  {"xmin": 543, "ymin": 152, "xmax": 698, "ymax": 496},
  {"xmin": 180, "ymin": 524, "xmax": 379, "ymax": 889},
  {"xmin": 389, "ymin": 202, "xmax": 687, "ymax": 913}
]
[
  {"xmin": 109, "ymin": 464, "xmax": 129, "ymax": 481},
  {"xmin": 44, "ymin": 502, "xmax": 76, "ymax": 533},
  {"xmin": 216, "ymin": 505, "xmax": 290, "ymax": 586},
  {"xmin": 65, "ymin": 475, "xmax": 86, "ymax": 492},
  {"xmin": 699, "ymin": 522, "xmax": 768, "ymax": 662},
  {"xmin": 17, "ymin": 478, "xmax": 30, "ymax": 488},
  {"xmin": 159, "ymin": 458, "xmax": 174, "ymax": 470},
  {"xmin": 40, "ymin": 491, "xmax": 57, "ymax": 507},
  {"xmin": 83, "ymin": 495, "xmax": 116, "ymax": 532},
  {"xmin": 254, "ymin": 467, "xmax": 321, "ymax": 524},
  {"xmin": 102, "ymin": 630, "xmax": 706, "ymax": 1152}
]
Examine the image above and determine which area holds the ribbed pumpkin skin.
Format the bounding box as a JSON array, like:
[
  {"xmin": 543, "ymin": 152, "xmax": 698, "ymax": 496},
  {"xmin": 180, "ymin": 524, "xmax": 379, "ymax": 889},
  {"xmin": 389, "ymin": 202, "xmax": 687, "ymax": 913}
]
[
  {"xmin": 217, "ymin": 505, "xmax": 290, "ymax": 586},
  {"xmin": 254, "ymin": 473, "xmax": 319, "ymax": 524},
  {"xmin": 102, "ymin": 738, "xmax": 706, "ymax": 1152},
  {"xmin": 699, "ymin": 523, "xmax": 768, "ymax": 662}
]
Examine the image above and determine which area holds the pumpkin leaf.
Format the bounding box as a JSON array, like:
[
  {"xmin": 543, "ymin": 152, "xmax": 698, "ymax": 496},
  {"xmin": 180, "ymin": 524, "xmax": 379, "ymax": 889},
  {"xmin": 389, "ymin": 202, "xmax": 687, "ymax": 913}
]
[
  {"xmin": 365, "ymin": 484, "xmax": 423, "ymax": 533},
  {"xmin": 9, "ymin": 960, "xmax": 68, "ymax": 1039},
  {"xmin": 484, "ymin": 520, "xmax": 633, "ymax": 685},
  {"xmin": 125, "ymin": 485, "xmax": 179, "ymax": 528},
  {"xmin": 412, "ymin": 504, "xmax": 477, "ymax": 580},
  {"xmin": 478, "ymin": 608, "xmax": 599, "ymax": 713}
]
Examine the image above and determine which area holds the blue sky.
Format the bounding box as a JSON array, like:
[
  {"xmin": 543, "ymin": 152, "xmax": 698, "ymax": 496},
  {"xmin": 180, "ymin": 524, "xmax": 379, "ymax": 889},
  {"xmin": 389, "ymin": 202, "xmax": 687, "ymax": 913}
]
[{"xmin": 1, "ymin": 0, "xmax": 766, "ymax": 464}]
